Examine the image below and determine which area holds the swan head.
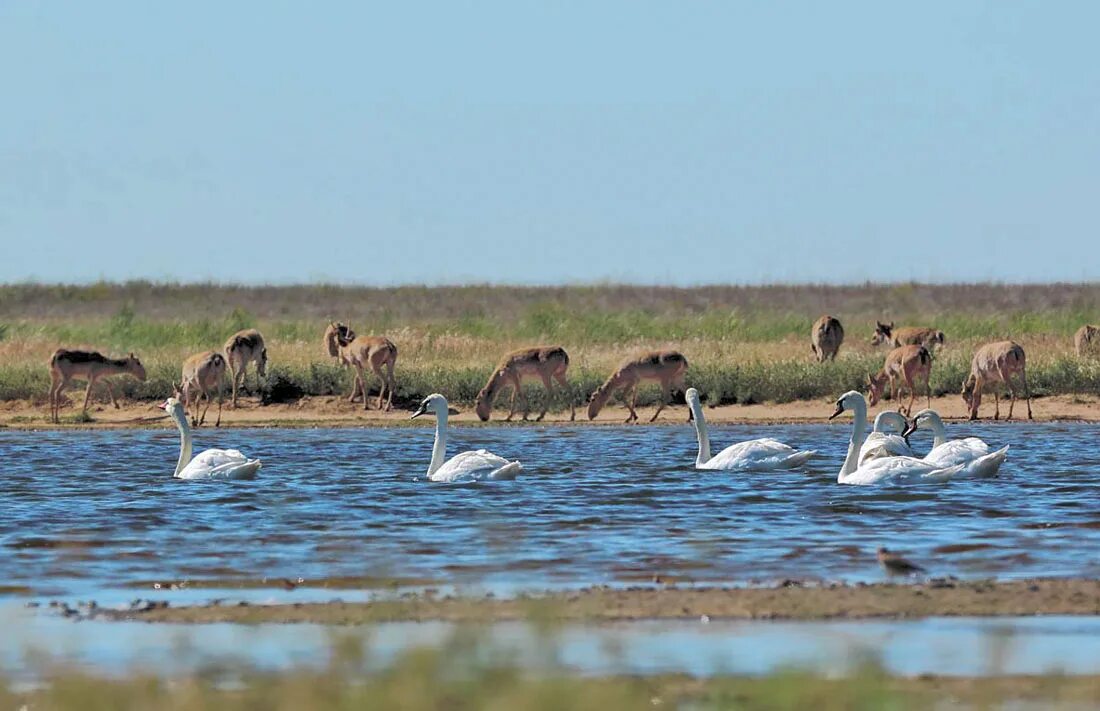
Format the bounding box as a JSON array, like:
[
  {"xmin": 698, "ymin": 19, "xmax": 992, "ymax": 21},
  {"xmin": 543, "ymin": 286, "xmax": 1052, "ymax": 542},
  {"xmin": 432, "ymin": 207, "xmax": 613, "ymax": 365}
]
[
  {"xmin": 902, "ymin": 409, "xmax": 938, "ymax": 439},
  {"xmin": 158, "ymin": 397, "xmax": 186, "ymax": 423},
  {"xmin": 411, "ymin": 393, "xmax": 448, "ymax": 419},
  {"xmin": 829, "ymin": 390, "xmax": 866, "ymax": 420}
]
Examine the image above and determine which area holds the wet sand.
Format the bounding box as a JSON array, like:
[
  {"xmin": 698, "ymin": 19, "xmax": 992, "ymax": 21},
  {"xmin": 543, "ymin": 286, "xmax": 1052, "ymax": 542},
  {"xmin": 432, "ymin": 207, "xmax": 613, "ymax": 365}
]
[
  {"xmin": 97, "ymin": 579, "xmax": 1100, "ymax": 624},
  {"xmin": 4, "ymin": 393, "xmax": 1099, "ymax": 429}
]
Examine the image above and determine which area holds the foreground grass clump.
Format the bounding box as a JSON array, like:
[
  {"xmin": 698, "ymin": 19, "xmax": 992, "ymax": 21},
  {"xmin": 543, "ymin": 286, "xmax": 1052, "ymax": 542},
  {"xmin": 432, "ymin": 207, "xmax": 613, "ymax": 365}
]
[{"xmin": 5, "ymin": 633, "xmax": 1099, "ymax": 710}]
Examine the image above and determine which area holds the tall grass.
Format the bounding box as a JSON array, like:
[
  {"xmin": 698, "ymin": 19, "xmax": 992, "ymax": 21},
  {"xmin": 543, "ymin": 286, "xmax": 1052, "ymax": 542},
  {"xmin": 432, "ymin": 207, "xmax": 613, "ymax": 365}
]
[{"xmin": 2, "ymin": 283, "xmax": 1099, "ymax": 408}]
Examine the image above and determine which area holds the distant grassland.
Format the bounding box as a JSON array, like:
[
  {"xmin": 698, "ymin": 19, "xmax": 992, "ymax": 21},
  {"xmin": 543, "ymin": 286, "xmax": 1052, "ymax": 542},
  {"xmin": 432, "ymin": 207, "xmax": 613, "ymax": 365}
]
[{"xmin": 2, "ymin": 282, "xmax": 1100, "ymax": 410}]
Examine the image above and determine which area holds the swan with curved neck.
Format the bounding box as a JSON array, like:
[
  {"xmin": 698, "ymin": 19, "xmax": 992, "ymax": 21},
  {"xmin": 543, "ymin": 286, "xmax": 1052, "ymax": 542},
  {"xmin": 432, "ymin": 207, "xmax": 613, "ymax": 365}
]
[
  {"xmin": 686, "ymin": 388, "xmax": 815, "ymax": 470},
  {"xmin": 829, "ymin": 391, "xmax": 967, "ymax": 485},
  {"xmin": 410, "ymin": 393, "xmax": 524, "ymax": 482},
  {"xmin": 159, "ymin": 398, "xmax": 261, "ymax": 479},
  {"xmin": 903, "ymin": 409, "xmax": 1008, "ymax": 477},
  {"xmin": 859, "ymin": 410, "xmax": 915, "ymax": 464}
]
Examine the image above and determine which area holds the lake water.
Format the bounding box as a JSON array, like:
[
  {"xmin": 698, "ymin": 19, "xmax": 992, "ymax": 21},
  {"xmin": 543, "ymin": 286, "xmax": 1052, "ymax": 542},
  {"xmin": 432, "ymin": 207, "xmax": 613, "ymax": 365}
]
[{"xmin": 2, "ymin": 421, "xmax": 1100, "ymax": 599}]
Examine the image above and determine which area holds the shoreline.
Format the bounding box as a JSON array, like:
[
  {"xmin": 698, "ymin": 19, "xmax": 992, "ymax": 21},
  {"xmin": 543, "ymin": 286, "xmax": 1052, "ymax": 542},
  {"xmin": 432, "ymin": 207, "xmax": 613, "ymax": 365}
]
[
  {"xmin": 3, "ymin": 393, "xmax": 1100, "ymax": 430},
  {"xmin": 94, "ymin": 578, "xmax": 1100, "ymax": 624}
]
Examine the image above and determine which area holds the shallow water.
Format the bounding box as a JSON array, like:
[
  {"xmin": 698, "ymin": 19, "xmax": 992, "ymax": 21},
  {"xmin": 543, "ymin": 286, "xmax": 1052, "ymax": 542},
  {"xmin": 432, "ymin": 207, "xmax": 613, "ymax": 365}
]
[
  {"xmin": 5, "ymin": 608, "xmax": 1100, "ymax": 679},
  {"xmin": 2, "ymin": 422, "xmax": 1100, "ymax": 598}
]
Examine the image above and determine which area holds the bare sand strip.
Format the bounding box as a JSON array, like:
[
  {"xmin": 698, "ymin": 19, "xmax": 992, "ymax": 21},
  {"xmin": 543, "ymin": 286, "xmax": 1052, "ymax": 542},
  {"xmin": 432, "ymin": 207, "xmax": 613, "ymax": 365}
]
[
  {"xmin": 4, "ymin": 393, "xmax": 1100, "ymax": 429},
  {"xmin": 99, "ymin": 579, "xmax": 1100, "ymax": 625}
]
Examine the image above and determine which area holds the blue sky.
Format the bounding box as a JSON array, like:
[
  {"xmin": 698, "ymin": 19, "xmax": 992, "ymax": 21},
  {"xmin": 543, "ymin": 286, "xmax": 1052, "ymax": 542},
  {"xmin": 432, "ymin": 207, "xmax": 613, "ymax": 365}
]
[{"xmin": 1, "ymin": 2, "xmax": 1097, "ymax": 285}]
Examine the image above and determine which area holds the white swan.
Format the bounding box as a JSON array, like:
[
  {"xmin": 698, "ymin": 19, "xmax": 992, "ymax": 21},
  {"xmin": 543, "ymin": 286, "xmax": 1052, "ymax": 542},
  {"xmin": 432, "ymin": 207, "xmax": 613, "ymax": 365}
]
[
  {"xmin": 159, "ymin": 397, "xmax": 261, "ymax": 480},
  {"xmin": 411, "ymin": 393, "xmax": 524, "ymax": 482},
  {"xmin": 686, "ymin": 388, "xmax": 816, "ymax": 470},
  {"xmin": 904, "ymin": 409, "xmax": 1008, "ymax": 477},
  {"xmin": 859, "ymin": 410, "xmax": 915, "ymax": 465},
  {"xmin": 830, "ymin": 391, "xmax": 966, "ymax": 485}
]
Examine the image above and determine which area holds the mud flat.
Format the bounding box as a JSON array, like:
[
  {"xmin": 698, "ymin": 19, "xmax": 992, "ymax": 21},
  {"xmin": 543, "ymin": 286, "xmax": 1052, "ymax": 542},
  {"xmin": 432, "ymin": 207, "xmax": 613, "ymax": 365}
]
[{"xmin": 97, "ymin": 578, "xmax": 1100, "ymax": 625}]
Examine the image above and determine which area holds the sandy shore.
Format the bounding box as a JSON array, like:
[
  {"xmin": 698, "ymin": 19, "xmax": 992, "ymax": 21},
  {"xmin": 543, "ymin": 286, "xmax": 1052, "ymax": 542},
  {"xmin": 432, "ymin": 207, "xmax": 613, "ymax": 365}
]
[
  {"xmin": 3, "ymin": 393, "xmax": 1099, "ymax": 429},
  {"xmin": 95, "ymin": 579, "xmax": 1100, "ymax": 624}
]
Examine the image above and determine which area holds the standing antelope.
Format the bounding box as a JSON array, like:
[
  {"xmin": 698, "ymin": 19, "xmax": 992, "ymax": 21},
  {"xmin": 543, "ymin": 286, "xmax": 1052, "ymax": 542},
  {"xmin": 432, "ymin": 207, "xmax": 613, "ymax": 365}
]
[
  {"xmin": 1075, "ymin": 324, "xmax": 1100, "ymax": 357},
  {"xmin": 587, "ymin": 350, "xmax": 688, "ymax": 423},
  {"xmin": 811, "ymin": 315, "xmax": 844, "ymax": 362},
  {"xmin": 179, "ymin": 350, "xmax": 227, "ymax": 427},
  {"xmin": 475, "ymin": 346, "xmax": 574, "ymax": 422},
  {"xmin": 871, "ymin": 322, "xmax": 946, "ymax": 349},
  {"xmin": 324, "ymin": 322, "xmax": 398, "ymax": 411},
  {"xmin": 866, "ymin": 345, "xmax": 932, "ymax": 416},
  {"xmin": 962, "ymin": 340, "xmax": 1032, "ymax": 421},
  {"xmin": 48, "ymin": 349, "xmax": 147, "ymax": 423},
  {"xmin": 223, "ymin": 329, "xmax": 268, "ymax": 407}
]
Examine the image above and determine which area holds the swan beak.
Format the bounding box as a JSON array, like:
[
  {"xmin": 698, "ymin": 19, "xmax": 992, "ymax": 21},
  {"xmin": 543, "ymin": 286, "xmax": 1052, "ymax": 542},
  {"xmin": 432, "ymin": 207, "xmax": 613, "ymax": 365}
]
[
  {"xmin": 410, "ymin": 406, "xmax": 426, "ymax": 419},
  {"xmin": 902, "ymin": 423, "xmax": 918, "ymax": 440},
  {"xmin": 828, "ymin": 403, "xmax": 845, "ymax": 420},
  {"xmin": 157, "ymin": 400, "xmax": 169, "ymax": 411}
]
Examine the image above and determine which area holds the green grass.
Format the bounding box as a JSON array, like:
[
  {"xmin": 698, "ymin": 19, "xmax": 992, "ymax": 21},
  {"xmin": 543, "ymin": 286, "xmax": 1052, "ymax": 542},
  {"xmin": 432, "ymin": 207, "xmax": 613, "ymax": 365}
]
[
  {"xmin": 4, "ymin": 632, "xmax": 1097, "ymax": 710},
  {"xmin": 4, "ymin": 282, "xmax": 1100, "ymax": 409}
]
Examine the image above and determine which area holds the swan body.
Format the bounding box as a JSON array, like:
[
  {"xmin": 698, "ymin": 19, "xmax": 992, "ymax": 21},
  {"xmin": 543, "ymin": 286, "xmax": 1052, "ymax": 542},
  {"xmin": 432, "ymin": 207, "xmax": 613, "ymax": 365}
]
[
  {"xmin": 905, "ymin": 409, "xmax": 1008, "ymax": 478},
  {"xmin": 858, "ymin": 411, "xmax": 915, "ymax": 465},
  {"xmin": 160, "ymin": 398, "xmax": 261, "ymax": 479},
  {"xmin": 830, "ymin": 391, "xmax": 966, "ymax": 485},
  {"xmin": 411, "ymin": 394, "xmax": 524, "ymax": 482},
  {"xmin": 687, "ymin": 388, "xmax": 816, "ymax": 470}
]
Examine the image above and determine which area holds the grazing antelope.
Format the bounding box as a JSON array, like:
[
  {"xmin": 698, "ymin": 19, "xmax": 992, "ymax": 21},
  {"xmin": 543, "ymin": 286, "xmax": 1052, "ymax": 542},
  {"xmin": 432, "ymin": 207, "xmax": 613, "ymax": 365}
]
[
  {"xmin": 871, "ymin": 322, "xmax": 946, "ymax": 349},
  {"xmin": 179, "ymin": 350, "xmax": 227, "ymax": 427},
  {"xmin": 587, "ymin": 350, "xmax": 688, "ymax": 423},
  {"xmin": 475, "ymin": 346, "xmax": 574, "ymax": 422},
  {"xmin": 223, "ymin": 329, "xmax": 268, "ymax": 407},
  {"xmin": 324, "ymin": 322, "xmax": 398, "ymax": 411},
  {"xmin": 962, "ymin": 340, "xmax": 1032, "ymax": 421},
  {"xmin": 48, "ymin": 349, "xmax": 147, "ymax": 423},
  {"xmin": 866, "ymin": 345, "xmax": 932, "ymax": 416},
  {"xmin": 1075, "ymin": 324, "xmax": 1100, "ymax": 357},
  {"xmin": 810, "ymin": 315, "xmax": 844, "ymax": 362}
]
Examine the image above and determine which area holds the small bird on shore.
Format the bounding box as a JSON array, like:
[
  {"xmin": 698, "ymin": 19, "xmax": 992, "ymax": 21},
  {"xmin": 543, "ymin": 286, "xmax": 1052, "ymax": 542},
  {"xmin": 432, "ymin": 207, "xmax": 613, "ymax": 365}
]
[{"xmin": 877, "ymin": 547, "xmax": 926, "ymax": 577}]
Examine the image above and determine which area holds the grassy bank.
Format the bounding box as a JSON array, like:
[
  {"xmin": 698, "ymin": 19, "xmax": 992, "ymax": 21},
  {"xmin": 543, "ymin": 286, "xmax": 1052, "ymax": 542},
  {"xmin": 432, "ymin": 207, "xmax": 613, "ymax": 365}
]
[{"xmin": 2, "ymin": 282, "xmax": 1100, "ymax": 412}]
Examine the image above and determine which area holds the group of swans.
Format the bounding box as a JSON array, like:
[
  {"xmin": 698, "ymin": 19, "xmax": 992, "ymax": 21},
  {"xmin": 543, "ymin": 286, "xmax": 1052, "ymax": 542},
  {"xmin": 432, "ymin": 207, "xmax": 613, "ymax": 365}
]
[
  {"xmin": 830, "ymin": 390, "xmax": 1008, "ymax": 485},
  {"xmin": 686, "ymin": 388, "xmax": 1007, "ymax": 484},
  {"xmin": 159, "ymin": 387, "xmax": 1007, "ymax": 485}
]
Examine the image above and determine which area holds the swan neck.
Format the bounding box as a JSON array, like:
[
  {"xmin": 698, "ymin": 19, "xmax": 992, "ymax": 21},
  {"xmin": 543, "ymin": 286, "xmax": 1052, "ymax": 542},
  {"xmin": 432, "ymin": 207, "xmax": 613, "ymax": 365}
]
[
  {"xmin": 839, "ymin": 400, "xmax": 868, "ymax": 479},
  {"xmin": 173, "ymin": 411, "xmax": 193, "ymax": 477},
  {"xmin": 689, "ymin": 398, "xmax": 710, "ymax": 465},
  {"xmin": 428, "ymin": 408, "xmax": 447, "ymax": 476},
  {"xmin": 929, "ymin": 414, "xmax": 947, "ymax": 448}
]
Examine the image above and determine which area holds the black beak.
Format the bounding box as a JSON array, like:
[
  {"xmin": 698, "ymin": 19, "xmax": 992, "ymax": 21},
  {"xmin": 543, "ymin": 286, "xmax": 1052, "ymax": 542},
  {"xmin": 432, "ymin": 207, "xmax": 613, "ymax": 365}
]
[
  {"xmin": 902, "ymin": 423, "xmax": 917, "ymax": 440},
  {"xmin": 828, "ymin": 403, "xmax": 845, "ymax": 420},
  {"xmin": 410, "ymin": 406, "xmax": 426, "ymax": 419}
]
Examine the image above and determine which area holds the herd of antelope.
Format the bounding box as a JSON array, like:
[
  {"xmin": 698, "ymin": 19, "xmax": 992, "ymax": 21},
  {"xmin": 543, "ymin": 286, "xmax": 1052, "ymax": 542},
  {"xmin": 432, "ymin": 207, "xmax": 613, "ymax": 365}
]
[{"xmin": 44, "ymin": 316, "xmax": 1100, "ymax": 425}]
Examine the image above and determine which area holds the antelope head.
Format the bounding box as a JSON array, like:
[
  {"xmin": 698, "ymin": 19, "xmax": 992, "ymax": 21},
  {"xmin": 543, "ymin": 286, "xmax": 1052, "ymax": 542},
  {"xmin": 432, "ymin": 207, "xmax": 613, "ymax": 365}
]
[
  {"xmin": 870, "ymin": 321, "xmax": 894, "ymax": 346},
  {"xmin": 474, "ymin": 368, "xmax": 506, "ymax": 422},
  {"xmin": 127, "ymin": 353, "xmax": 148, "ymax": 382},
  {"xmin": 865, "ymin": 371, "xmax": 888, "ymax": 406},
  {"xmin": 961, "ymin": 373, "xmax": 978, "ymax": 409}
]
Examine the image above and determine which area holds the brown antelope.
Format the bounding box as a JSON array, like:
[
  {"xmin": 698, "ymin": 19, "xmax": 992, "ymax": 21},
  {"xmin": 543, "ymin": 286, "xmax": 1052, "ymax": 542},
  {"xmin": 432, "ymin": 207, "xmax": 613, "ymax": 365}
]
[
  {"xmin": 587, "ymin": 350, "xmax": 688, "ymax": 423},
  {"xmin": 811, "ymin": 315, "xmax": 844, "ymax": 362},
  {"xmin": 179, "ymin": 350, "xmax": 227, "ymax": 427},
  {"xmin": 48, "ymin": 349, "xmax": 147, "ymax": 423},
  {"xmin": 1075, "ymin": 324, "xmax": 1100, "ymax": 357},
  {"xmin": 475, "ymin": 346, "xmax": 574, "ymax": 422},
  {"xmin": 871, "ymin": 322, "xmax": 946, "ymax": 349},
  {"xmin": 223, "ymin": 329, "xmax": 268, "ymax": 407},
  {"xmin": 324, "ymin": 322, "xmax": 398, "ymax": 411},
  {"xmin": 865, "ymin": 345, "xmax": 932, "ymax": 416},
  {"xmin": 962, "ymin": 340, "xmax": 1032, "ymax": 421}
]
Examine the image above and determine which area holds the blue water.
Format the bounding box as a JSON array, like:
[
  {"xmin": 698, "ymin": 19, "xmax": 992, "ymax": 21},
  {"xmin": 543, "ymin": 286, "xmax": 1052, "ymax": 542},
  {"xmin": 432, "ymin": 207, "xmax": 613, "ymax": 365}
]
[{"xmin": 2, "ymin": 421, "xmax": 1100, "ymax": 598}]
